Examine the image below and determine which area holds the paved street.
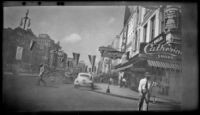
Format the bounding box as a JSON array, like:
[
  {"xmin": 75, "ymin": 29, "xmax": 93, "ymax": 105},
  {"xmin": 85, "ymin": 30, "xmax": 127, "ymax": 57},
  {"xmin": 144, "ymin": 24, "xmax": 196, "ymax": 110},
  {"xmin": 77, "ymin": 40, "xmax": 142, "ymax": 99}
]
[{"xmin": 3, "ymin": 74, "xmax": 180, "ymax": 111}]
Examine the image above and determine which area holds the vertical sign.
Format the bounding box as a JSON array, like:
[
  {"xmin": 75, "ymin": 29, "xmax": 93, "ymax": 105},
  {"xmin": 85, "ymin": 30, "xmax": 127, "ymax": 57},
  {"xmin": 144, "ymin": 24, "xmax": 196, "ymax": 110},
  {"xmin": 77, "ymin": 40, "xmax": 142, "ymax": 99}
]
[{"xmin": 16, "ymin": 46, "xmax": 23, "ymax": 60}]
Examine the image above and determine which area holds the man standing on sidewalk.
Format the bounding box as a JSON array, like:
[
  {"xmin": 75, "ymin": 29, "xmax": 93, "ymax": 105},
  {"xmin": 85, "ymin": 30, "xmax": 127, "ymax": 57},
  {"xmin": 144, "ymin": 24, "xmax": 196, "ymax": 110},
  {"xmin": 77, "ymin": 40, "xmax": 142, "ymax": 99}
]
[
  {"xmin": 37, "ymin": 64, "xmax": 47, "ymax": 86},
  {"xmin": 138, "ymin": 72, "xmax": 152, "ymax": 111}
]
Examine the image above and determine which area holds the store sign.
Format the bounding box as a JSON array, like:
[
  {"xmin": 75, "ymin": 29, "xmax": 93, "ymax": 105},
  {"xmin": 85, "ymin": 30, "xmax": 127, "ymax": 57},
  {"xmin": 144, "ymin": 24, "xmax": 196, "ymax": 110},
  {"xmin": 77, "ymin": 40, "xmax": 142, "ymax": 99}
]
[
  {"xmin": 164, "ymin": 6, "xmax": 180, "ymax": 31},
  {"xmin": 144, "ymin": 43, "xmax": 181, "ymax": 56},
  {"xmin": 140, "ymin": 33, "xmax": 182, "ymax": 60}
]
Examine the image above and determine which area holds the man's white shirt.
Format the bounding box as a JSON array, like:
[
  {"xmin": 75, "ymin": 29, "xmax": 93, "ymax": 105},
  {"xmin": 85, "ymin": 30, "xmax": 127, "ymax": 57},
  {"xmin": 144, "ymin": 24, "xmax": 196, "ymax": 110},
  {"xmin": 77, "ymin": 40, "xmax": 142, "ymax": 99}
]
[{"xmin": 138, "ymin": 78, "xmax": 151, "ymax": 93}]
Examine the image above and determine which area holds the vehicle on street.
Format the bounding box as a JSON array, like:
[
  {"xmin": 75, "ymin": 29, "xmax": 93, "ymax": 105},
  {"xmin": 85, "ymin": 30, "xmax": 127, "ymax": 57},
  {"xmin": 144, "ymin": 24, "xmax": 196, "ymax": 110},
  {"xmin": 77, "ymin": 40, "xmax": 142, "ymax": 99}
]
[{"xmin": 74, "ymin": 72, "xmax": 94, "ymax": 89}]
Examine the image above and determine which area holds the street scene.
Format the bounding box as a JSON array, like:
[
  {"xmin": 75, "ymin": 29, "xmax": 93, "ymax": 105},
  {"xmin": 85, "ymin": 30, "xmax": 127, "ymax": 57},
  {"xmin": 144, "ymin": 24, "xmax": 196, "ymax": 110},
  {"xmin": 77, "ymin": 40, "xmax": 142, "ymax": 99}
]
[{"xmin": 3, "ymin": 2, "xmax": 198, "ymax": 112}]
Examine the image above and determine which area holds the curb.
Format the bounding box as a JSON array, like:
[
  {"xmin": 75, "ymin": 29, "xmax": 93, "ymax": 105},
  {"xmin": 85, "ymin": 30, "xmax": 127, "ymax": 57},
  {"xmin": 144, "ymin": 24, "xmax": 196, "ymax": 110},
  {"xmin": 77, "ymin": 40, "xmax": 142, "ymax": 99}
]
[{"xmin": 88, "ymin": 89, "xmax": 181, "ymax": 107}]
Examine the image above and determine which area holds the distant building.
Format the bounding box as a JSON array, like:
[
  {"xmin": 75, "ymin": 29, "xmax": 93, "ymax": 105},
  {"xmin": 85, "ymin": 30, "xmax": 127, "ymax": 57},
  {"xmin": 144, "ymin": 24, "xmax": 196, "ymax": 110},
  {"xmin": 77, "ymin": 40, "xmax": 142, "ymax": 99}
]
[{"xmin": 36, "ymin": 34, "xmax": 55, "ymax": 66}]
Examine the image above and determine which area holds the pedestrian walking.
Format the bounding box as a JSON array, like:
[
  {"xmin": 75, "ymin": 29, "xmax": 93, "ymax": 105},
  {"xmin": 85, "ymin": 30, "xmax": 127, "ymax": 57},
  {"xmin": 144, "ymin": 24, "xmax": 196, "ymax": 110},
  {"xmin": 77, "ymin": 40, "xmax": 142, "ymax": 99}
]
[
  {"xmin": 119, "ymin": 71, "xmax": 124, "ymax": 88},
  {"xmin": 138, "ymin": 72, "xmax": 152, "ymax": 111},
  {"xmin": 37, "ymin": 64, "xmax": 47, "ymax": 86}
]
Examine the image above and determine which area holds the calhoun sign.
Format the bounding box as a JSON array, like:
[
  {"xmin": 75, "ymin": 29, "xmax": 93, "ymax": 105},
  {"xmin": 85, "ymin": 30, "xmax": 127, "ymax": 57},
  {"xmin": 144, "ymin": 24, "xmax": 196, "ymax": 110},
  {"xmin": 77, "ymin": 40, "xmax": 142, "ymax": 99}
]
[
  {"xmin": 140, "ymin": 33, "xmax": 182, "ymax": 60},
  {"xmin": 144, "ymin": 44, "xmax": 181, "ymax": 56}
]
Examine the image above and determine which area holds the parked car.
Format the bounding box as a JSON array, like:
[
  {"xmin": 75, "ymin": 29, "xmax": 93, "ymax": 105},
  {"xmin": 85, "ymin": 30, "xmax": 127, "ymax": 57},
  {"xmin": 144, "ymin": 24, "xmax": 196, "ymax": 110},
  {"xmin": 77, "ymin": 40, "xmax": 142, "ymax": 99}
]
[{"xmin": 74, "ymin": 73, "xmax": 94, "ymax": 89}]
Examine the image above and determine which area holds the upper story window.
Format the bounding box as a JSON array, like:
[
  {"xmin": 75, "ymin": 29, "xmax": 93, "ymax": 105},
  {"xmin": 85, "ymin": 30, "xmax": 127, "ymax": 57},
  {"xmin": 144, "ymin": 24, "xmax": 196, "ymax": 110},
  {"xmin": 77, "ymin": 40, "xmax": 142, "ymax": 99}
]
[
  {"xmin": 143, "ymin": 24, "xmax": 147, "ymax": 42},
  {"xmin": 150, "ymin": 15, "xmax": 156, "ymax": 40}
]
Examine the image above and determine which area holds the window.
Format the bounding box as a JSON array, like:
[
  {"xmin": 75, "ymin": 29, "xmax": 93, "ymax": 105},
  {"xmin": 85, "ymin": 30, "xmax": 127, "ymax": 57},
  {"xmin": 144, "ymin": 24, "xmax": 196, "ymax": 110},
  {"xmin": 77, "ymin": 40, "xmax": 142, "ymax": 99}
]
[
  {"xmin": 143, "ymin": 24, "xmax": 147, "ymax": 42},
  {"xmin": 135, "ymin": 31, "xmax": 138, "ymax": 50},
  {"xmin": 150, "ymin": 16, "xmax": 156, "ymax": 40},
  {"xmin": 126, "ymin": 51, "xmax": 130, "ymax": 60}
]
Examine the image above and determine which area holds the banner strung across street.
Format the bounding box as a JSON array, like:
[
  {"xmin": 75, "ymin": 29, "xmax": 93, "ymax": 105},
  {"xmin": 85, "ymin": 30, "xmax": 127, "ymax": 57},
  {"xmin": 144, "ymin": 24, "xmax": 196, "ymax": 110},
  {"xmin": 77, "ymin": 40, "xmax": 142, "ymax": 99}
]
[
  {"xmin": 16, "ymin": 46, "xmax": 23, "ymax": 60},
  {"xmin": 73, "ymin": 52, "xmax": 80, "ymax": 66}
]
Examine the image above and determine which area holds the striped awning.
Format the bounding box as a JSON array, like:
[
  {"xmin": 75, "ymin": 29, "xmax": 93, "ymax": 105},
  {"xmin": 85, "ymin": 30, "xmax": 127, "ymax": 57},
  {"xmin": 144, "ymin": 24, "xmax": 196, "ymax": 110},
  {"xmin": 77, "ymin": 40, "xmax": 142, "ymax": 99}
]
[{"xmin": 147, "ymin": 60, "xmax": 181, "ymax": 70}]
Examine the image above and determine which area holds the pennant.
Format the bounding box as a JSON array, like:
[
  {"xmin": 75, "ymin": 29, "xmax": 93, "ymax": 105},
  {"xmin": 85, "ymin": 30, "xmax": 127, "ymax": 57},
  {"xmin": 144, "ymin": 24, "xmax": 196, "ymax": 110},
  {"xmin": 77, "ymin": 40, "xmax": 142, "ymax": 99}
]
[{"xmin": 73, "ymin": 53, "xmax": 80, "ymax": 66}]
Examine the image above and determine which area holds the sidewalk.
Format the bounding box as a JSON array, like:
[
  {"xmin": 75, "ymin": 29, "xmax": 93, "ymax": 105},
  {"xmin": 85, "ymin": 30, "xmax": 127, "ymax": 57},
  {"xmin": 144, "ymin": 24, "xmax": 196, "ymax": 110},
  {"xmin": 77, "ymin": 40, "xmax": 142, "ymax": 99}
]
[
  {"xmin": 91, "ymin": 83, "xmax": 181, "ymax": 106},
  {"xmin": 3, "ymin": 71, "xmax": 38, "ymax": 77}
]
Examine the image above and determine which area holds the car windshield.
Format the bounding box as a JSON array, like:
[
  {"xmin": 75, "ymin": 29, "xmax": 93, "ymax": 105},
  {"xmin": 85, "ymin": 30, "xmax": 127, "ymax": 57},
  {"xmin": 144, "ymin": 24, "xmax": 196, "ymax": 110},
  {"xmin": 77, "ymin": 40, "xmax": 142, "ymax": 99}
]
[{"xmin": 79, "ymin": 74, "xmax": 90, "ymax": 78}]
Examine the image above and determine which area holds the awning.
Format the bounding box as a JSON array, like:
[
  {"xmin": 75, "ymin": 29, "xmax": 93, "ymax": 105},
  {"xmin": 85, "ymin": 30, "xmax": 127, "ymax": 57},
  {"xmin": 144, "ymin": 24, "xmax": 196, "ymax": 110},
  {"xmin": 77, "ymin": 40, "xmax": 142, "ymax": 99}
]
[
  {"xmin": 147, "ymin": 60, "xmax": 181, "ymax": 70},
  {"xmin": 112, "ymin": 64, "xmax": 133, "ymax": 72}
]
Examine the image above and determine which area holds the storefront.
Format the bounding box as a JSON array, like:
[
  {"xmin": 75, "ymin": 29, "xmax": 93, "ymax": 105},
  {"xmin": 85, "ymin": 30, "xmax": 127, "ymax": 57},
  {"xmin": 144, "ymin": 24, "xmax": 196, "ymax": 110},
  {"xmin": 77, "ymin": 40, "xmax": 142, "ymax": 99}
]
[{"xmin": 114, "ymin": 32, "xmax": 182, "ymax": 101}]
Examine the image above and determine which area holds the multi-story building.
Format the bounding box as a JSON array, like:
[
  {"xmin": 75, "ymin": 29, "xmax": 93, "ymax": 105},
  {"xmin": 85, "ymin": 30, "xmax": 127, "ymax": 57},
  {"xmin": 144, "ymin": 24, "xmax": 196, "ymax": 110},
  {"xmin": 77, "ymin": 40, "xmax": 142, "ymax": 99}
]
[
  {"xmin": 3, "ymin": 27, "xmax": 39, "ymax": 73},
  {"xmin": 36, "ymin": 34, "xmax": 55, "ymax": 66},
  {"xmin": 113, "ymin": 5, "xmax": 182, "ymax": 101}
]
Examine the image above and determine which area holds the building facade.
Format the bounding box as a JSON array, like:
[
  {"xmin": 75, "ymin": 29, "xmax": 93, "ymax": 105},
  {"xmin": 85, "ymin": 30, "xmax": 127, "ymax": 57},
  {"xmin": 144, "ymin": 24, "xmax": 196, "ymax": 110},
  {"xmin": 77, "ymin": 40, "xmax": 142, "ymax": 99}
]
[
  {"xmin": 114, "ymin": 5, "xmax": 182, "ymax": 101},
  {"xmin": 3, "ymin": 27, "xmax": 39, "ymax": 73}
]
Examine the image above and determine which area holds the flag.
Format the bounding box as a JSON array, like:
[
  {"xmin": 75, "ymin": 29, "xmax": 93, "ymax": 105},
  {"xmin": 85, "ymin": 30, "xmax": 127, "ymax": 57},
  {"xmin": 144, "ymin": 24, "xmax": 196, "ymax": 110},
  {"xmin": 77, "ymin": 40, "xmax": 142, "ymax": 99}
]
[
  {"xmin": 16, "ymin": 46, "xmax": 23, "ymax": 60},
  {"xmin": 29, "ymin": 40, "xmax": 35, "ymax": 50},
  {"xmin": 73, "ymin": 53, "xmax": 80, "ymax": 66}
]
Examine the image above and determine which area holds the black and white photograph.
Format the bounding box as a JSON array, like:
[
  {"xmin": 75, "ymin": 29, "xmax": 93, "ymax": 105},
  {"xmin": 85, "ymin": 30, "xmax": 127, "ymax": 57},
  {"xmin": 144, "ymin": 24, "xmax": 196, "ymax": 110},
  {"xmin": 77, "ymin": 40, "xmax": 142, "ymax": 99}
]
[{"xmin": 2, "ymin": 1, "xmax": 198, "ymax": 112}]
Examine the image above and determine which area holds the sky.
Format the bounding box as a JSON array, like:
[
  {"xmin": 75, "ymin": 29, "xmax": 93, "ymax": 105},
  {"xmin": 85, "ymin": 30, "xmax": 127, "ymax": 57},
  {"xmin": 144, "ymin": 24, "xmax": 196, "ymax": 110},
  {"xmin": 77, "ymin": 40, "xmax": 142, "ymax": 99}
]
[{"xmin": 3, "ymin": 6, "xmax": 125, "ymax": 67}]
